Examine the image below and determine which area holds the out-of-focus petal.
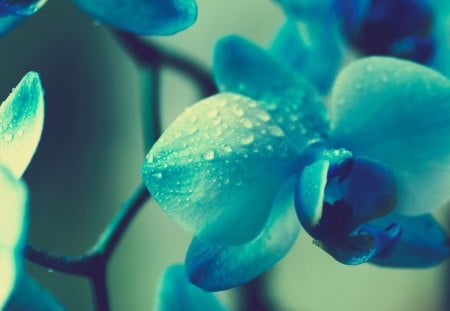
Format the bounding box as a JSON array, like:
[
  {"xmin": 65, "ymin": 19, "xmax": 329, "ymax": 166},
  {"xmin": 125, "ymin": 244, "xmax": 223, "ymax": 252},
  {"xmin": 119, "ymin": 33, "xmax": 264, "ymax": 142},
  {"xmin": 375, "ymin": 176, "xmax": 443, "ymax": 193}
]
[
  {"xmin": 370, "ymin": 213, "xmax": 450, "ymax": 267},
  {"xmin": 270, "ymin": 20, "xmax": 342, "ymax": 93},
  {"xmin": 0, "ymin": 15, "xmax": 22, "ymax": 36},
  {"xmin": 430, "ymin": 3, "xmax": 450, "ymax": 77},
  {"xmin": 154, "ymin": 265, "xmax": 226, "ymax": 311},
  {"xmin": 0, "ymin": 166, "xmax": 27, "ymax": 309},
  {"xmin": 213, "ymin": 35, "xmax": 329, "ymax": 152},
  {"xmin": 143, "ymin": 93, "xmax": 301, "ymax": 244},
  {"xmin": 5, "ymin": 274, "xmax": 64, "ymax": 311},
  {"xmin": 0, "ymin": 72, "xmax": 44, "ymax": 178},
  {"xmin": 0, "ymin": 0, "xmax": 46, "ymax": 16},
  {"xmin": 72, "ymin": 0, "xmax": 197, "ymax": 35},
  {"xmin": 186, "ymin": 177, "xmax": 300, "ymax": 291},
  {"xmin": 330, "ymin": 57, "xmax": 450, "ymax": 215}
]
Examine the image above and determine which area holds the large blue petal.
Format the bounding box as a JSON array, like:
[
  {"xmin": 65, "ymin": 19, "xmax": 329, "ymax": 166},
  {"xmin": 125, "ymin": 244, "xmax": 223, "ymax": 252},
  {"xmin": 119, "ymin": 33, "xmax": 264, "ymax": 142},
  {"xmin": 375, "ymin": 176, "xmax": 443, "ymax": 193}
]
[
  {"xmin": 143, "ymin": 93, "xmax": 303, "ymax": 244},
  {"xmin": 5, "ymin": 274, "xmax": 64, "ymax": 311},
  {"xmin": 0, "ymin": 166, "xmax": 27, "ymax": 309},
  {"xmin": 154, "ymin": 265, "xmax": 226, "ymax": 311},
  {"xmin": 330, "ymin": 57, "xmax": 450, "ymax": 215},
  {"xmin": 0, "ymin": 72, "xmax": 44, "ymax": 178},
  {"xmin": 370, "ymin": 213, "xmax": 450, "ymax": 267},
  {"xmin": 72, "ymin": 0, "xmax": 197, "ymax": 35},
  {"xmin": 270, "ymin": 20, "xmax": 342, "ymax": 93},
  {"xmin": 213, "ymin": 35, "xmax": 329, "ymax": 152},
  {"xmin": 185, "ymin": 177, "xmax": 300, "ymax": 291}
]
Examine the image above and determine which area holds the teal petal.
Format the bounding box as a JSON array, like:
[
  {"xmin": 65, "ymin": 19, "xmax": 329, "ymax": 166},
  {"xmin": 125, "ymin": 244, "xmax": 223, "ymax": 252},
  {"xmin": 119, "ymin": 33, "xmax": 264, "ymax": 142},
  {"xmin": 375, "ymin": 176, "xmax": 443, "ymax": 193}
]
[
  {"xmin": 0, "ymin": 0, "xmax": 47, "ymax": 16},
  {"xmin": 143, "ymin": 93, "xmax": 302, "ymax": 244},
  {"xmin": 330, "ymin": 57, "xmax": 450, "ymax": 215},
  {"xmin": 5, "ymin": 274, "xmax": 64, "ymax": 311},
  {"xmin": 154, "ymin": 265, "xmax": 226, "ymax": 311},
  {"xmin": 431, "ymin": 5, "xmax": 450, "ymax": 77},
  {"xmin": 72, "ymin": 0, "xmax": 197, "ymax": 35},
  {"xmin": 186, "ymin": 177, "xmax": 300, "ymax": 291},
  {"xmin": 270, "ymin": 20, "xmax": 342, "ymax": 93},
  {"xmin": 0, "ymin": 166, "xmax": 27, "ymax": 309},
  {"xmin": 0, "ymin": 72, "xmax": 44, "ymax": 178},
  {"xmin": 273, "ymin": 0, "xmax": 335, "ymax": 20},
  {"xmin": 213, "ymin": 35, "xmax": 329, "ymax": 151},
  {"xmin": 0, "ymin": 14, "xmax": 22, "ymax": 36},
  {"xmin": 370, "ymin": 214, "xmax": 450, "ymax": 268}
]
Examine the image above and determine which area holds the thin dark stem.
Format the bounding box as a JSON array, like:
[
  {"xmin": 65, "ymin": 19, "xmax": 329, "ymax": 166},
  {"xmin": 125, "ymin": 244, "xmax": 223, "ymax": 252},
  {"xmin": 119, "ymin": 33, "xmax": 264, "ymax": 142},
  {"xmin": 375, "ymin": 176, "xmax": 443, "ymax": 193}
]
[
  {"xmin": 240, "ymin": 273, "xmax": 274, "ymax": 311},
  {"xmin": 89, "ymin": 268, "xmax": 110, "ymax": 311},
  {"xmin": 112, "ymin": 30, "xmax": 217, "ymax": 97}
]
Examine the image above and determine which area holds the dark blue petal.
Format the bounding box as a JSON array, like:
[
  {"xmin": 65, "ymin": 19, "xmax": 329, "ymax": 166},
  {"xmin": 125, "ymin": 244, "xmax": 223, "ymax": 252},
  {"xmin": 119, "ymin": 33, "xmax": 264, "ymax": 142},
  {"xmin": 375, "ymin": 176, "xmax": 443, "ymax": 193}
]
[
  {"xmin": 72, "ymin": 0, "xmax": 197, "ymax": 35},
  {"xmin": 5, "ymin": 274, "xmax": 64, "ymax": 311},
  {"xmin": 330, "ymin": 57, "xmax": 450, "ymax": 215},
  {"xmin": 186, "ymin": 178, "xmax": 300, "ymax": 291},
  {"xmin": 214, "ymin": 35, "xmax": 329, "ymax": 150},
  {"xmin": 143, "ymin": 93, "xmax": 300, "ymax": 245},
  {"xmin": 154, "ymin": 265, "xmax": 226, "ymax": 311},
  {"xmin": 270, "ymin": 20, "xmax": 342, "ymax": 93},
  {"xmin": 295, "ymin": 150, "xmax": 397, "ymax": 239},
  {"xmin": 370, "ymin": 214, "xmax": 450, "ymax": 267}
]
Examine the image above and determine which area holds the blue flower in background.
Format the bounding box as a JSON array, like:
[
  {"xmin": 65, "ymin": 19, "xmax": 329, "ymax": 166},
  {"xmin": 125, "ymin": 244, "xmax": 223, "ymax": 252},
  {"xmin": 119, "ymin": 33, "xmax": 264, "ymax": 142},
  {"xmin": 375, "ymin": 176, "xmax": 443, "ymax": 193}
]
[
  {"xmin": 0, "ymin": 0, "xmax": 197, "ymax": 36},
  {"xmin": 143, "ymin": 35, "xmax": 450, "ymax": 291},
  {"xmin": 0, "ymin": 72, "xmax": 61, "ymax": 309}
]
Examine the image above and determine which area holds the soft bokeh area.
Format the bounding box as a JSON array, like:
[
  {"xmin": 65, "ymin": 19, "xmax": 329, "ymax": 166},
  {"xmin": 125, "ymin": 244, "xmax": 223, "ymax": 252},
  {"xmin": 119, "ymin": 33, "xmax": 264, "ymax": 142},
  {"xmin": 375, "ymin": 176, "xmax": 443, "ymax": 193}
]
[{"xmin": 0, "ymin": 0, "xmax": 449, "ymax": 310}]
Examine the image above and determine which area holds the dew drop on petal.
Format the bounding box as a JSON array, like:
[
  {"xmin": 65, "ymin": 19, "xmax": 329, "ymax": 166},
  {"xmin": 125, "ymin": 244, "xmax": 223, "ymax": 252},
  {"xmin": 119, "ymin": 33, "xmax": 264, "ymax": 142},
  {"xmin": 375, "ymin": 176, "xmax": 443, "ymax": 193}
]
[
  {"xmin": 221, "ymin": 144, "xmax": 233, "ymax": 153},
  {"xmin": 203, "ymin": 150, "xmax": 215, "ymax": 160},
  {"xmin": 256, "ymin": 110, "xmax": 271, "ymax": 122},
  {"xmin": 207, "ymin": 109, "xmax": 219, "ymax": 117},
  {"xmin": 268, "ymin": 125, "xmax": 285, "ymax": 137},
  {"xmin": 242, "ymin": 118, "xmax": 253, "ymax": 128},
  {"xmin": 3, "ymin": 133, "xmax": 13, "ymax": 142},
  {"xmin": 232, "ymin": 106, "xmax": 245, "ymax": 117}
]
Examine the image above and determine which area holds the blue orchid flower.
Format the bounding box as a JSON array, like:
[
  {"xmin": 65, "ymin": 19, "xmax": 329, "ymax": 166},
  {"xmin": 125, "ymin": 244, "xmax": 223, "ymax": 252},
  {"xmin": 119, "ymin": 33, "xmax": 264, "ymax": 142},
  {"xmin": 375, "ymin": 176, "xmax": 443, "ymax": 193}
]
[
  {"xmin": 142, "ymin": 35, "xmax": 450, "ymax": 291},
  {"xmin": 154, "ymin": 264, "xmax": 227, "ymax": 311},
  {"xmin": 271, "ymin": 0, "xmax": 450, "ymax": 92},
  {"xmin": 0, "ymin": 72, "xmax": 51, "ymax": 308},
  {"xmin": 0, "ymin": 0, "xmax": 197, "ymax": 36}
]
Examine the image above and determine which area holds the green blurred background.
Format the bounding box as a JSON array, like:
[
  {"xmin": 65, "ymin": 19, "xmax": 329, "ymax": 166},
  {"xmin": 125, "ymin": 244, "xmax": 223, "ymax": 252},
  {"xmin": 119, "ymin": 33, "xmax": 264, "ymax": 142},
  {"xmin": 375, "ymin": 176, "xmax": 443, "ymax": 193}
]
[{"xmin": 0, "ymin": 0, "xmax": 449, "ymax": 310}]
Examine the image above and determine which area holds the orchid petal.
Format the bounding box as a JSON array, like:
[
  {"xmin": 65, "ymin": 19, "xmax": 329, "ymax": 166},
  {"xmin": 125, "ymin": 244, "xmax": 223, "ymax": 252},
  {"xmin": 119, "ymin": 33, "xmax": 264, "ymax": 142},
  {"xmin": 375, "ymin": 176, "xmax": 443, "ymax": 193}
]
[
  {"xmin": 0, "ymin": 166, "xmax": 27, "ymax": 309},
  {"xmin": 154, "ymin": 265, "xmax": 226, "ymax": 311},
  {"xmin": 270, "ymin": 20, "xmax": 342, "ymax": 93},
  {"xmin": 370, "ymin": 214, "xmax": 450, "ymax": 267},
  {"xmin": 143, "ymin": 93, "xmax": 301, "ymax": 244},
  {"xmin": 0, "ymin": 0, "xmax": 46, "ymax": 16},
  {"xmin": 273, "ymin": 0, "xmax": 335, "ymax": 20},
  {"xmin": 5, "ymin": 274, "xmax": 64, "ymax": 311},
  {"xmin": 186, "ymin": 177, "xmax": 300, "ymax": 291},
  {"xmin": 72, "ymin": 0, "xmax": 197, "ymax": 35},
  {"xmin": 213, "ymin": 35, "xmax": 329, "ymax": 152},
  {"xmin": 0, "ymin": 72, "xmax": 44, "ymax": 179},
  {"xmin": 330, "ymin": 57, "xmax": 450, "ymax": 215}
]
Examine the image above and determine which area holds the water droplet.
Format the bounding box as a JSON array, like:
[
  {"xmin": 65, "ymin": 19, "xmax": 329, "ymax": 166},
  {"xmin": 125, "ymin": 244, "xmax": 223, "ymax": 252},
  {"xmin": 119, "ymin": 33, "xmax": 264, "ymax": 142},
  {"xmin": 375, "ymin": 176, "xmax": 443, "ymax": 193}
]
[
  {"xmin": 17, "ymin": 130, "xmax": 24, "ymax": 137},
  {"xmin": 146, "ymin": 153, "xmax": 154, "ymax": 163},
  {"xmin": 240, "ymin": 133, "xmax": 254, "ymax": 145},
  {"xmin": 189, "ymin": 115, "xmax": 198, "ymax": 123},
  {"xmin": 276, "ymin": 116, "xmax": 284, "ymax": 123},
  {"xmin": 366, "ymin": 65, "xmax": 374, "ymax": 72},
  {"xmin": 222, "ymin": 145, "xmax": 233, "ymax": 153},
  {"xmin": 256, "ymin": 110, "xmax": 271, "ymax": 122},
  {"xmin": 212, "ymin": 117, "xmax": 222, "ymax": 126},
  {"xmin": 232, "ymin": 106, "xmax": 244, "ymax": 117},
  {"xmin": 242, "ymin": 118, "xmax": 253, "ymax": 128},
  {"xmin": 203, "ymin": 150, "xmax": 215, "ymax": 160},
  {"xmin": 186, "ymin": 126, "xmax": 198, "ymax": 135},
  {"xmin": 3, "ymin": 133, "xmax": 13, "ymax": 142},
  {"xmin": 266, "ymin": 145, "xmax": 274, "ymax": 152},
  {"xmin": 48, "ymin": 269, "xmax": 54, "ymax": 274},
  {"xmin": 224, "ymin": 178, "xmax": 230, "ymax": 184},
  {"xmin": 217, "ymin": 98, "xmax": 228, "ymax": 107},
  {"xmin": 152, "ymin": 172, "xmax": 163, "ymax": 179},
  {"xmin": 264, "ymin": 102, "xmax": 277, "ymax": 111},
  {"xmin": 208, "ymin": 109, "xmax": 219, "ymax": 117},
  {"xmin": 289, "ymin": 114, "xmax": 299, "ymax": 122},
  {"xmin": 268, "ymin": 125, "xmax": 285, "ymax": 137},
  {"xmin": 235, "ymin": 179, "xmax": 243, "ymax": 186},
  {"xmin": 215, "ymin": 128, "xmax": 223, "ymax": 136}
]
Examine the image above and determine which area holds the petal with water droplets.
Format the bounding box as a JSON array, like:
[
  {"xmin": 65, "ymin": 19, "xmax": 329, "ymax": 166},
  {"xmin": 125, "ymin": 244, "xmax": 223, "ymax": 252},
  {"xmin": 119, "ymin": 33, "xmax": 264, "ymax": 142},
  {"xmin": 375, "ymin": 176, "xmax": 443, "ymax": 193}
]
[
  {"xmin": 154, "ymin": 265, "xmax": 226, "ymax": 311},
  {"xmin": 330, "ymin": 57, "xmax": 450, "ymax": 215},
  {"xmin": 72, "ymin": 0, "xmax": 197, "ymax": 35},
  {"xmin": 370, "ymin": 213, "xmax": 450, "ymax": 267},
  {"xmin": 0, "ymin": 165, "xmax": 27, "ymax": 309},
  {"xmin": 0, "ymin": 72, "xmax": 44, "ymax": 178},
  {"xmin": 143, "ymin": 93, "xmax": 303, "ymax": 244},
  {"xmin": 213, "ymin": 35, "xmax": 329, "ymax": 151},
  {"xmin": 186, "ymin": 177, "xmax": 300, "ymax": 291}
]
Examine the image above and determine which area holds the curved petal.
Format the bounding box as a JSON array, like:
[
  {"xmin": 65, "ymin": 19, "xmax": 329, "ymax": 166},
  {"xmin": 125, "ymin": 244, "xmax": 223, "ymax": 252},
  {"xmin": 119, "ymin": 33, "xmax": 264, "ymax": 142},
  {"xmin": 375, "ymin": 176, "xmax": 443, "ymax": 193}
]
[
  {"xmin": 370, "ymin": 213, "xmax": 450, "ymax": 267},
  {"xmin": 330, "ymin": 57, "xmax": 450, "ymax": 215},
  {"xmin": 4, "ymin": 274, "xmax": 64, "ymax": 311},
  {"xmin": 72, "ymin": 0, "xmax": 197, "ymax": 35},
  {"xmin": 143, "ymin": 93, "xmax": 301, "ymax": 244},
  {"xmin": 270, "ymin": 19, "xmax": 342, "ymax": 93},
  {"xmin": 0, "ymin": 166, "xmax": 27, "ymax": 309},
  {"xmin": 213, "ymin": 35, "xmax": 329, "ymax": 152},
  {"xmin": 0, "ymin": 72, "xmax": 44, "ymax": 178},
  {"xmin": 154, "ymin": 265, "xmax": 226, "ymax": 311},
  {"xmin": 185, "ymin": 177, "xmax": 300, "ymax": 291},
  {"xmin": 273, "ymin": 0, "xmax": 335, "ymax": 20},
  {"xmin": 0, "ymin": 0, "xmax": 46, "ymax": 16}
]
